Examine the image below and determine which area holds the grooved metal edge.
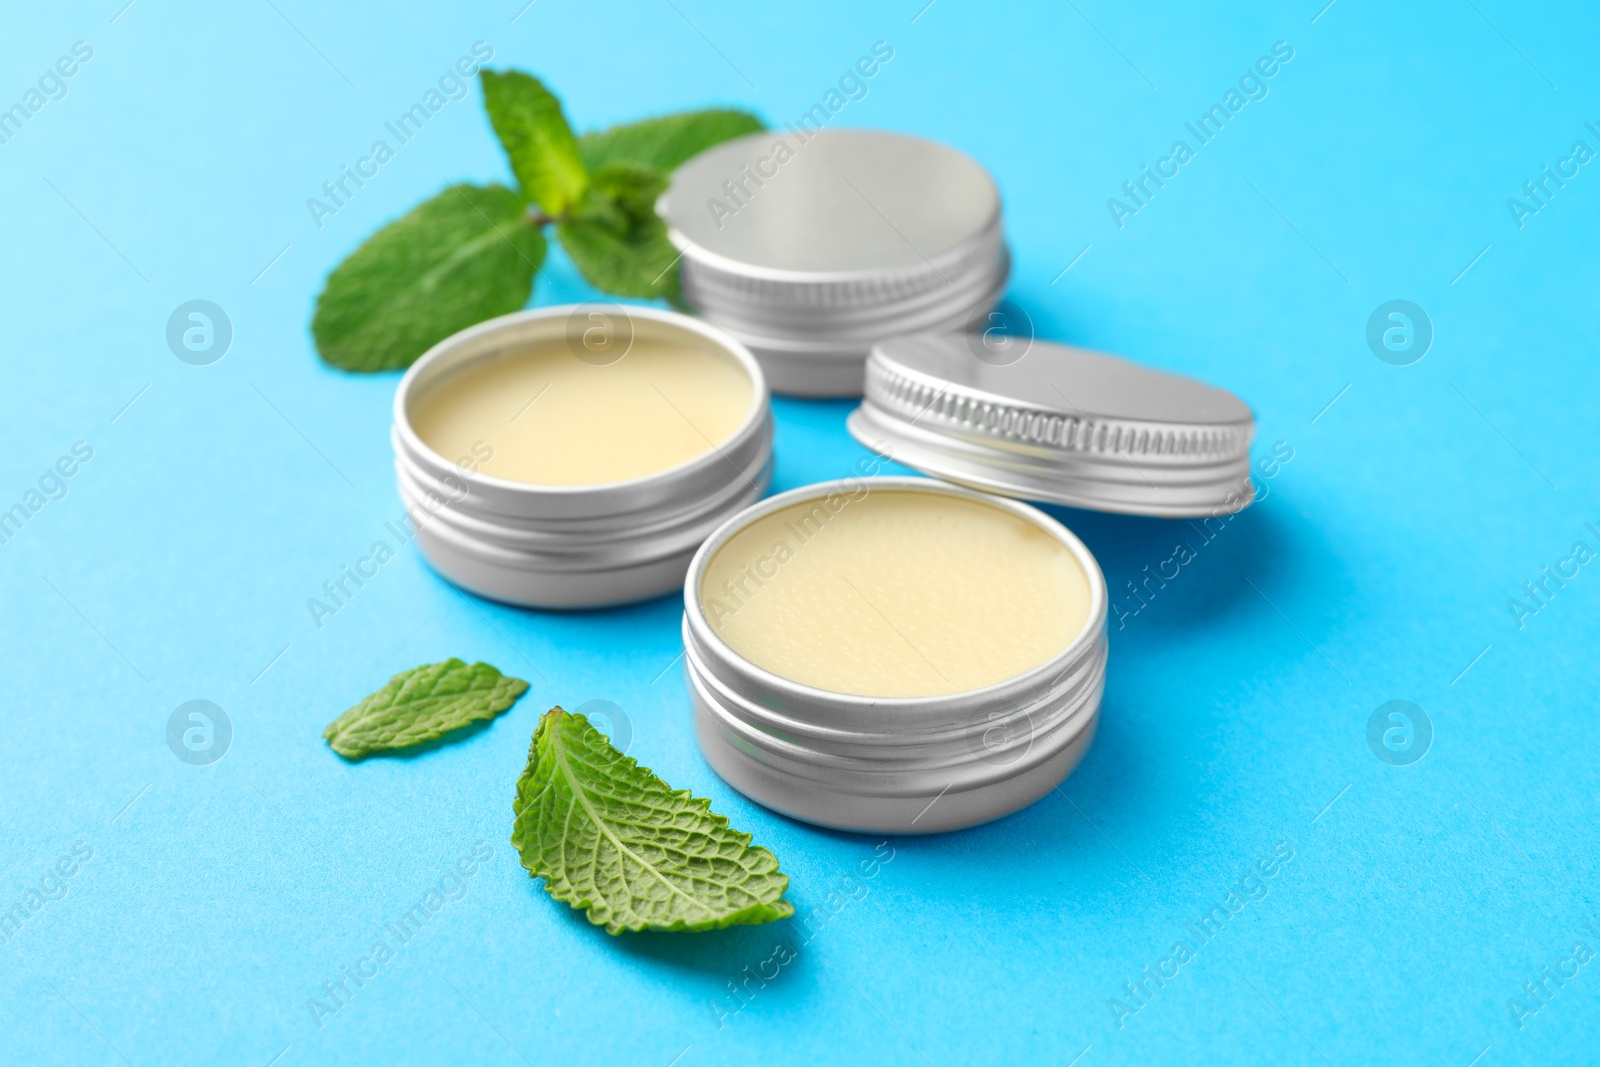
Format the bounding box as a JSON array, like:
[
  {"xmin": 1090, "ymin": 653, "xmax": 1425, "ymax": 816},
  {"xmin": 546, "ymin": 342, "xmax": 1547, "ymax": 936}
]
[
  {"xmin": 673, "ymin": 223, "xmax": 1004, "ymax": 310},
  {"xmin": 866, "ymin": 358, "xmax": 1253, "ymax": 461}
]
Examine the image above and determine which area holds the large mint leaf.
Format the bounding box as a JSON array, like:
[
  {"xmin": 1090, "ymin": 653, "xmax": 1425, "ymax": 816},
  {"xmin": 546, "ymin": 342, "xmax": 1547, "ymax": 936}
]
[
  {"xmin": 480, "ymin": 69, "xmax": 588, "ymax": 216},
  {"xmin": 511, "ymin": 707, "xmax": 792, "ymax": 934},
  {"xmin": 324, "ymin": 659, "xmax": 529, "ymax": 759},
  {"xmin": 311, "ymin": 183, "xmax": 545, "ymax": 372},
  {"xmin": 578, "ymin": 109, "xmax": 765, "ymax": 173},
  {"xmin": 557, "ymin": 162, "xmax": 680, "ymax": 301}
]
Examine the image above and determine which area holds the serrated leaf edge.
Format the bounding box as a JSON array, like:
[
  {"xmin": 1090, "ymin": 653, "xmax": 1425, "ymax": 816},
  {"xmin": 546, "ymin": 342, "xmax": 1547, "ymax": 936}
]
[
  {"xmin": 511, "ymin": 707, "xmax": 793, "ymax": 935},
  {"xmin": 323, "ymin": 658, "xmax": 529, "ymax": 760}
]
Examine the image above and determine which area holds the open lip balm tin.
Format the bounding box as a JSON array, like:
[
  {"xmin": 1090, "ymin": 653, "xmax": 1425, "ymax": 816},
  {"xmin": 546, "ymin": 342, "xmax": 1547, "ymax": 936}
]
[
  {"xmin": 682, "ymin": 332, "xmax": 1255, "ymax": 833},
  {"xmin": 660, "ymin": 128, "xmax": 1009, "ymax": 399},
  {"xmin": 683, "ymin": 477, "xmax": 1107, "ymax": 834},
  {"xmin": 392, "ymin": 305, "xmax": 772, "ymax": 609}
]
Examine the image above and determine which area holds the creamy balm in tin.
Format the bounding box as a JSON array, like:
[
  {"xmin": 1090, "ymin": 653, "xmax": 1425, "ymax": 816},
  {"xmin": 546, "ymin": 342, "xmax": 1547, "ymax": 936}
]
[
  {"xmin": 392, "ymin": 305, "xmax": 772, "ymax": 609},
  {"xmin": 683, "ymin": 477, "xmax": 1107, "ymax": 833},
  {"xmin": 410, "ymin": 334, "xmax": 752, "ymax": 486}
]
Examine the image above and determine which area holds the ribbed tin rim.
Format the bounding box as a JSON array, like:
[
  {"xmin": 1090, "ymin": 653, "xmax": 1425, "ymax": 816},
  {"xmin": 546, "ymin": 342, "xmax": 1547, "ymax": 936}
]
[
  {"xmin": 394, "ymin": 437, "xmax": 771, "ymax": 540},
  {"xmin": 672, "ymin": 218, "xmax": 1005, "ymax": 314},
  {"xmin": 686, "ymin": 645, "xmax": 1104, "ymax": 799},
  {"xmin": 688, "ymin": 260, "xmax": 1009, "ymax": 373},
  {"xmin": 686, "ymin": 622, "xmax": 1105, "ymax": 764},
  {"xmin": 683, "ymin": 246, "xmax": 1010, "ymax": 344},
  {"xmin": 847, "ymin": 337, "xmax": 1257, "ymax": 518},
  {"xmin": 391, "ymin": 305, "xmax": 771, "ymax": 520},
  {"xmin": 681, "ymin": 476, "xmax": 1108, "ymax": 740},
  {"xmin": 397, "ymin": 454, "xmax": 772, "ymax": 569}
]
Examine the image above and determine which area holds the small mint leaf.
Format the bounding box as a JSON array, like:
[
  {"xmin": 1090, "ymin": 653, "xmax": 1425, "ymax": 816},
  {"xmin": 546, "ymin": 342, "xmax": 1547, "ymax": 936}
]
[
  {"xmin": 581, "ymin": 160, "xmax": 669, "ymax": 224},
  {"xmin": 324, "ymin": 659, "xmax": 529, "ymax": 759},
  {"xmin": 557, "ymin": 216, "xmax": 680, "ymax": 301},
  {"xmin": 578, "ymin": 109, "xmax": 765, "ymax": 173},
  {"xmin": 511, "ymin": 707, "xmax": 793, "ymax": 934},
  {"xmin": 480, "ymin": 69, "xmax": 588, "ymax": 216},
  {"xmin": 558, "ymin": 162, "xmax": 679, "ymax": 300},
  {"xmin": 311, "ymin": 183, "xmax": 545, "ymax": 372}
]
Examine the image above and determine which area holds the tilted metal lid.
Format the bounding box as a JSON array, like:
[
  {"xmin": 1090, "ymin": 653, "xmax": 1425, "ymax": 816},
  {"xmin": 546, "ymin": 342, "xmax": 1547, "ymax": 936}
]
[
  {"xmin": 847, "ymin": 333, "xmax": 1256, "ymax": 518},
  {"xmin": 660, "ymin": 128, "xmax": 1002, "ymax": 303}
]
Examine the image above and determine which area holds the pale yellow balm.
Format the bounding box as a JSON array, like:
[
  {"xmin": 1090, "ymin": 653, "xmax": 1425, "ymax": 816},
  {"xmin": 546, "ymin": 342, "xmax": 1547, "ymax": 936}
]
[
  {"xmin": 410, "ymin": 337, "xmax": 754, "ymax": 486},
  {"xmin": 701, "ymin": 488, "xmax": 1091, "ymax": 698}
]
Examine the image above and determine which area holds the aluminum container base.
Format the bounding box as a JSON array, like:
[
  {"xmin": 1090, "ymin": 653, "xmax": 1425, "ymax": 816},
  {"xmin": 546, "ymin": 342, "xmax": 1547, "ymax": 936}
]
[
  {"xmin": 413, "ymin": 523, "xmax": 696, "ymax": 610},
  {"xmin": 690, "ymin": 690, "xmax": 1099, "ymax": 835},
  {"xmin": 747, "ymin": 345, "xmax": 870, "ymax": 398}
]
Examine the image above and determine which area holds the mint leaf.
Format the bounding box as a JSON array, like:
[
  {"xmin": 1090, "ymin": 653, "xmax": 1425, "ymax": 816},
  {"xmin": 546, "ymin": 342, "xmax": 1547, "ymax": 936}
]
[
  {"xmin": 557, "ymin": 217, "xmax": 680, "ymax": 301},
  {"xmin": 585, "ymin": 160, "xmax": 670, "ymax": 223},
  {"xmin": 578, "ymin": 109, "xmax": 765, "ymax": 173},
  {"xmin": 480, "ymin": 69, "xmax": 588, "ymax": 216},
  {"xmin": 324, "ymin": 659, "xmax": 530, "ymax": 759},
  {"xmin": 312, "ymin": 183, "xmax": 545, "ymax": 372},
  {"xmin": 511, "ymin": 707, "xmax": 792, "ymax": 934},
  {"xmin": 558, "ymin": 162, "xmax": 680, "ymax": 300}
]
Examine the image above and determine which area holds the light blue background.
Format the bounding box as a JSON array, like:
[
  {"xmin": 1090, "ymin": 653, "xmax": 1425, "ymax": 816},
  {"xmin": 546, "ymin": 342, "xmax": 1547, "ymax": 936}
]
[{"xmin": 2, "ymin": 1, "xmax": 1597, "ymax": 1063}]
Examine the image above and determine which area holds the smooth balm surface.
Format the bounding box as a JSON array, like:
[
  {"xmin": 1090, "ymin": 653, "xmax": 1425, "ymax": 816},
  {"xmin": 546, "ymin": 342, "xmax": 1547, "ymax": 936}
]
[
  {"xmin": 701, "ymin": 488, "xmax": 1091, "ymax": 698},
  {"xmin": 410, "ymin": 337, "xmax": 754, "ymax": 486}
]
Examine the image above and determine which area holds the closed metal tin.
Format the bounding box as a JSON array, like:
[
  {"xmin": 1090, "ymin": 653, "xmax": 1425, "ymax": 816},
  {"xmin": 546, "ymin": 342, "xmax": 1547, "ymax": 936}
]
[
  {"xmin": 682, "ymin": 476, "xmax": 1108, "ymax": 834},
  {"xmin": 848, "ymin": 333, "xmax": 1257, "ymax": 517},
  {"xmin": 660, "ymin": 128, "xmax": 1009, "ymax": 398},
  {"xmin": 392, "ymin": 306, "xmax": 773, "ymax": 609}
]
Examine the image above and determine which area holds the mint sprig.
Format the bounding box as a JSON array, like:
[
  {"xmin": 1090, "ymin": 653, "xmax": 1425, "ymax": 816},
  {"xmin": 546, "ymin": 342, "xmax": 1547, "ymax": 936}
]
[
  {"xmin": 511, "ymin": 707, "xmax": 792, "ymax": 934},
  {"xmin": 311, "ymin": 71, "xmax": 763, "ymax": 372},
  {"xmin": 324, "ymin": 658, "xmax": 529, "ymax": 759}
]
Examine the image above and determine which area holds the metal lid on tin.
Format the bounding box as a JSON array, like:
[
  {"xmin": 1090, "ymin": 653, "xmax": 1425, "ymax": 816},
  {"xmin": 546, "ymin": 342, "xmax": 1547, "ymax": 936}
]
[
  {"xmin": 847, "ymin": 333, "xmax": 1256, "ymax": 518},
  {"xmin": 662, "ymin": 127, "xmax": 1000, "ymax": 287},
  {"xmin": 660, "ymin": 128, "xmax": 1009, "ymax": 397}
]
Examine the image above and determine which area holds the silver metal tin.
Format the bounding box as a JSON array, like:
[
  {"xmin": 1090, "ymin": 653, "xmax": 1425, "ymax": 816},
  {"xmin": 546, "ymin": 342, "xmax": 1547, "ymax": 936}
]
[
  {"xmin": 682, "ymin": 477, "xmax": 1108, "ymax": 834},
  {"xmin": 661, "ymin": 128, "xmax": 1009, "ymax": 398},
  {"xmin": 848, "ymin": 333, "xmax": 1256, "ymax": 518},
  {"xmin": 392, "ymin": 306, "xmax": 773, "ymax": 609}
]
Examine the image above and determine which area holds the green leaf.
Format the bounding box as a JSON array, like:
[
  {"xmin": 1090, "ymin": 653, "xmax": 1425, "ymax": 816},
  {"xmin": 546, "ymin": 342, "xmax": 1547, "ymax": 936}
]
[
  {"xmin": 586, "ymin": 160, "xmax": 670, "ymax": 223},
  {"xmin": 558, "ymin": 162, "xmax": 681, "ymax": 300},
  {"xmin": 511, "ymin": 707, "xmax": 792, "ymax": 934},
  {"xmin": 480, "ymin": 69, "xmax": 588, "ymax": 216},
  {"xmin": 324, "ymin": 659, "xmax": 530, "ymax": 759},
  {"xmin": 311, "ymin": 183, "xmax": 545, "ymax": 373},
  {"xmin": 578, "ymin": 108, "xmax": 765, "ymax": 173},
  {"xmin": 558, "ymin": 216, "xmax": 680, "ymax": 301}
]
